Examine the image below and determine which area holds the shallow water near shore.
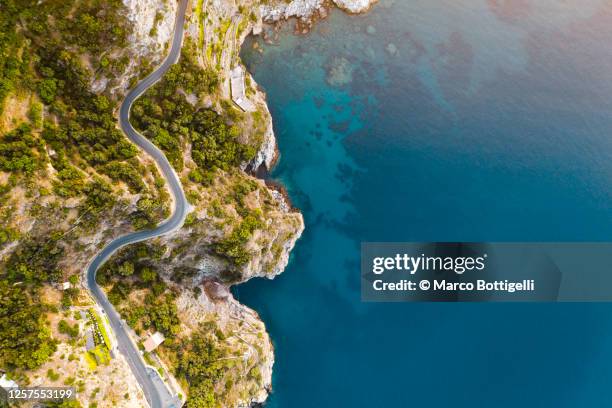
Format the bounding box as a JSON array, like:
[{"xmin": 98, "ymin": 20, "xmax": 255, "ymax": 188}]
[{"xmin": 235, "ymin": 1, "xmax": 612, "ymax": 406}]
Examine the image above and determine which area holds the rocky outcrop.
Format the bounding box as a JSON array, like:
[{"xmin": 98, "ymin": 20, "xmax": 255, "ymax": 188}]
[
  {"xmin": 261, "ymin": 0, "xmax": 327, "ymax": 22},
  {"xmin": 103, "ymin": 0, "xmax": 178, "ymax": 94},
  {"xmin": 261, "ymin": 0, "xmax": 378, "ymax": 22},
  {"xmin": 174, "ymin": 290, "xmax": 274, "ymax": 407},
  {"xmin": 123, "ymin": 0, "xmax": 177, "ymax": 58},
  {"xmin": 333, "ymin": 0, "xmax": 377, "ymax": 13},
  {"xmin": 243, "ymin": 188, "xmax": 304, "ymax": 280},
  {"xmin": 247, "ymin": 92, "xmax": 277, "ymax": 172},
  {"xmin": 154, "ymin": 171, "xmax": 304, "ymax": 284}
]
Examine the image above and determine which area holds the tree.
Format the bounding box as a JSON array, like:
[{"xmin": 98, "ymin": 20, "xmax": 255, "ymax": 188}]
[
  {"xmin": 147, "ymin": 294, "xmax": 179, "ymax": 337},
  {"xmin": 38, "ymin": 78, "xmax": 57, "ymax": 104},
  {"xmin": 214, "ymin": 212, "xmax": 263, "ymax": 268},
  {"xmin": 82, "ymin": 178, "xmax": 115, "ymax": 212},
  {"xmin": 0, "ymin": 281, "xmax": 57, "ymax": 370},
  {"xmin": 178, "ymin": 325, "xmax": 230, "ymax": 406},
  {"xmin": 140, "ymin": 267, "xmax": 157, "ymax": 283},
  {"xmin": 58, "ymin": 319, "xmax": 79, "ymax": 338},
  {"xmin": 0, "ymin": 124, "xmax": 40, "ymax": 174},
  {"xmin": 118, "ymin": 261, "xmax": 134, "ymax": 277}
]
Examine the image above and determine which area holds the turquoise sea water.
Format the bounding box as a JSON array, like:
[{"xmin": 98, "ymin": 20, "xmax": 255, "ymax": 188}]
[{"xmin": 236, "ymin": 1, "xmax": 612, "ymax": 406}]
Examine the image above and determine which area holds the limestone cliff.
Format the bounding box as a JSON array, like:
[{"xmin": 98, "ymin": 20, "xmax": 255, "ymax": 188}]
[{"xmin": 123, "ymin": 0, "xmax": 178, "ymax": 57}]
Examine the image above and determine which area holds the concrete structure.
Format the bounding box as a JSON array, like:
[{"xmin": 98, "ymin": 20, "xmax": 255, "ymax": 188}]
[
  {"xmin": 85, "ymin": 329, "xmax": 96, "ymax": 351},
  {"xmin": 230, "ymin": 66, "xmax": 256, "ymax": 112},
  {"xmin": 143, "ymin": 331, "xmax": 165, "ymax": 353}
]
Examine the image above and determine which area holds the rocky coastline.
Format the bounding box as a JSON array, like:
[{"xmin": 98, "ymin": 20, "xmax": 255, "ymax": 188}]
[
  {"xmin": 232, "ymin": 3, "xmax": 377, "ymax": 405},
  {"xmin": 0, "ymin": 0, "xmax": 371, "ymax": 406},
  {"xmin": 114, "ymin": 0, "xmax": 378, "ymax": 406},
  {"xmin": 261, "ymin": 0, "xmax": 378, "ymax": 33}
]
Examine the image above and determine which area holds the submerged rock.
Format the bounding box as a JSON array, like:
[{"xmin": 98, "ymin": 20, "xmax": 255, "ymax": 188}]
[{"xmin": 326, "ymin": 56, "xmax": 354, "ymax": 87}]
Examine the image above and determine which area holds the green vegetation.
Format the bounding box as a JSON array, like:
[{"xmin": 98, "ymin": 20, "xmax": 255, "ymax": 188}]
[
  {"xmin": 0, "ymin": 0, "xmax": 167, "ymax": 343},
  {"xmin": 0, "ymin": 124, "xmax": 43, "ymax": 173},
  {"xmin": 0, "ymin": 0, "xmax": 177, "ymax": 378},
  {"xmin": 5, "ymin": 233, "xmax": 64, "ymax": 285},
  {"xmin": 84, "ymin": 351, "xmax": 98, "ymax": 371},
  {"xmin": 0, "ymin": 2, "xmax": 32, "ymax": 115},
  {"xmin": 47, "ymin": 368, "xmax": 60, "ymax": 381},
  {"xmin": 189, "ymin": 109, "xmax": 256, "ymax": 170},
  {"xmin": 1, "ymin": 0, "xmax": 168, "ymax": 229},
  {"xmin": 0, "ymin": 281, "xmax": 57, "ymax": 370},
  {"xmin": 3, "ymin": 0, "xmax": 142, "ymax": 186},
  {"xmin": 175, "ymin": 325, "xmax": 230, "ymax": 408},
  {"xmin": 58, "ymin": 319, "xmax": 79, "ymax": 338},
  {"xmin": 57, "ymin": 1, "xmax": 128, "ymax": 54},
  {"xmin": 88, "ymin": 344, "xmax": 111, "ymax": 367},
  {"xmin": 85, "ymin": 310, "xmax": 112, "ymax": 368},
  {"xmin": 161, "ymin": 318, "xmax": 266, "ymax": 407},
  {"xmin": 0, "ymin": 207, "xmax": 65, "ymax": 372},
  {"xmin": 214, "ymin": 211, "xmax": 263, "ymax": 268},
  {"xmin": 89, "ymin": 309, "xmax": 111, "ymax": 350},
  {"xmin": 97, "ymin": 243, "xmax": 180, "ymax": 337},
  {"xmin": 147, "ymin": 293, "xmax": 180, "ymax": 337},
  {"xmin": 1, "ymin": 2, "xmax": 274, "ymax": 403},
  {"xmin": 132, "ymin": 42, "xmax": 256, "ymax": 174},
  {"xmin": 118, "ymin": 291, "xmax": 180, "ymax": 338},
  {"xmin": 132, "ymin": 192, "xmax": 171, "ymax": 229},
  {"xmin": 62, "ymin": 286, "xmax": 80, "ymax": 308},
  {"xmin": 149, "ymin": 11, "xmax": 165, "ymax": 37},
  {"xmin": 0, "ymin": 227, "xmax": 18, "ymax": 248},
  {"xmin": 196, "ymin": 0, "xmax": 206, "ymax": 52},
  {"xmin": 97, "ymin": 243, "xmax": 164, "ymax": 286},
  {"xmin": 102, "ymin": 160, "xmax": 146, "ymax": 193},
  {"xmin": 52, "ymin": 159, "xmax": 86, "ymax": 198}
]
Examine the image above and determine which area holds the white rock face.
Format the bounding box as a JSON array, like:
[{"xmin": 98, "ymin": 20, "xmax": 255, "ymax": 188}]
[
  {"xmin": 261, "ymin": 0, "xmax": 376, "ymax": 21},
  {"xmin": 122, "ymin": 0, "xmax": 177, "ymax": 57},
  {"xmin": 90, "ymin": 77, "xmax": 109, "ymax": 94},
  {"xmin": 240, "ymin": 73, "xmax": 277, "ymax": 172},
  {"xmin": 108, "ymin": 0, "xmax": 178, "ymax": 94},
  {"xmin": 332, "ymin": 0, "xmax": 377, "ymax": 13},
  {"xmin": 248, "ymin": 108, "xmax": 276, "ymax": 171},
  {"xmin": 261, "ymin": 0, "xmax": 326, "ymax": 21}
]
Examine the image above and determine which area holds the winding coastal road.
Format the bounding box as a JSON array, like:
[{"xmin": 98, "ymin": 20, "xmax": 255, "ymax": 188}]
[{"xmin": 85, "ymin": 0, "xmax": 189, "ymax": 407}]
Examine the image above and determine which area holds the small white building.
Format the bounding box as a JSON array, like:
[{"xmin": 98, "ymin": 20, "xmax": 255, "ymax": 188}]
[
  {"xmin": 62, "ymin": 282, "xmax": 72, "ymax": 290},
  {"xmin": 230, "ymin": 66, "xmax": 256, "ymax": 112},
  {"xmin": 143, "ymin": 332, "xmax": 165, "ymax": 353}
]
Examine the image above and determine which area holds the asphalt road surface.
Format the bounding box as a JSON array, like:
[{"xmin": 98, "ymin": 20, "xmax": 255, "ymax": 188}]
[{"xmin": 85, "ymin": 0, "xmax": 189, "ymax": 406}]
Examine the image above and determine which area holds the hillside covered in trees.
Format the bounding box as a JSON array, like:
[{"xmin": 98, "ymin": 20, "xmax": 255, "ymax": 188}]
[
  {"xmin": 0, "ymin": 1, "xmax": 171, "ymax": 400},
  {"xmin": 0, "ymin": 0, "xmax": 304, "ymax": 406}
]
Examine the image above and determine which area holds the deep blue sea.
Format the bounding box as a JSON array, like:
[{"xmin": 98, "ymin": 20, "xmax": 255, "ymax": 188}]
[{"xmin": 236, "ymin": 1, "xmax": 612, "ymax": 406}]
